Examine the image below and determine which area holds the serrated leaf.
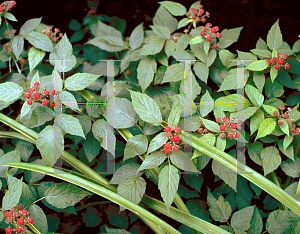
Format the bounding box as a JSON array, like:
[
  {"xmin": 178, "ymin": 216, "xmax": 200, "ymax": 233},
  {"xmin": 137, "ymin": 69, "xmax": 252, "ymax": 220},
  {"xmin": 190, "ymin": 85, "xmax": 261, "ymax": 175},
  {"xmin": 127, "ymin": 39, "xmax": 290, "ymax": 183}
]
[
  {"xmin": 281, "ymin": 158, "xmax": 300, "ymax": 178},
  {"xmin": 153, "ymin": 5, "xmax": 178, "ymax": 33},
  {"xmin": 267, "ymin": 19, "xmax": 283, "ymax": 50},
  {"xmin": 2, "ymin": 180, "xmax": 22, "ymax": 210},
  {"xmin": 140, "ymin": 36, "xmax": 165, "ymax": 55},
  {"xmin": 28, "ymin": 47, "xmax": 46, "ymax": 73},
  {"xmin": 28, "ymin": 204, "xmax": 48, "ymax": 234},
  {"xmin": 207, "ymin": 190, "xmax": 232, "ymax": 222},
  {"xmin": 159, "ymin": 1, "xmax": 186, "ymax": 16},
  {"xmin": 162, "ymin": 63, "xmax": 184, "ymax": 83},
  {"xmin": 253, "ymin": 71, "xmax": 265, "ymax": 93},
  {"xmin": 219, "ymin": 49, "xmax": 234, "ymax": 68},
  {"xmin": 200, "ymin": 118, "xmax": 221, "ymax": 133},
  {"xmin": 150, "ymin": 25, "xmax": 170, "ymax": 39},
  {"xmin": 45, "ymin": 183, "xmax": 91, "ymax": 208},
  {"xmin": 231, "ymin": 206, "xmax": 254, "ymax": 231},
  {"xmin": 60, "ymin": 91, "xmax": 80, "ymax": 112},
  {"xmin": 158, "ymin": 165, "xmax": 180, "ymax": 211},
  {"xmin": 12, "ymin": 35, "xmax": 24, "ymax": 60},
  {"xmin": 129, "ymin": 23, "xmax": 144, "ymax": 50},
  {"xmin": 65, "ymin": 73, "xmax": 100, "ymax": 91},
  {"xmin": 36, "ymin": 125, "xmax": 64, "ymax": 167},
  {"xmin": 189, "ymin": 36, "xmax": 204, "ymax": 45},
  {"xmin": 178, "ymin": 18, "xmax": 192, "ymax": 29},
  {"xmin": 255, "ymin": 118, "xmax": 276, "ymax": 141},
  {"xmin": 170, "ymin": 150, "xmax": 198, "ymax": 172},
  {"xmin": 250, "ymin": 49, "xmax": 272, "ymax": 58},
  {"xmin": 147, "ymin": 132, "xmax": 168, "ymax": 155},
  {"xmin": 20, "ymin": 18, "xmax": 42, "ymax": 34},
  {"xmin": 283, "ymin": 135, "xmax": 294, "ymax": 151},
  {"xmin": 194, "ymin": 61, "xmax": 209, "ymax": 83},
  {"xmin": 4, "ymin": 12, "xmax": 17, "ymax": 21},
  {"xmin": 245, "ymin": 84, "xmax": 264, "ymax": 106},
  {"xmin": 26, "ymin": 31, "xmax": 53, "ymax": 52},
  {"xmin": 138, "ymin": 151, "xmax": 167, "ymax": 171},
  {"xmin": 124, "ymin": 135, "xmax": 148, "ymax": 161},
  {"xmin": 165, "ymin": 39, "xmax": 176, "ymax": 57},
  {"xmin": 137, "ymin": 57, "xmax": 156, "ymax": 92},
  {"xmin": 61, "ymin": 114, "xmax": 85, "ymax": 139},
  {"xmin": 270, "ymin": 65, "xmax": 278, "ymax": 82},
  {"xmin": 200, "ymin": 91, "xmax": 214, "ymax": 117},
  {"xmin": 261, "ymin": 146, "xmax": 281, "ymax": 175},
  {"xmin": 266, "ymin": 210, "xmax": 298, "ymax": 234},
  {"xmin": 0, "ymin": 82, "xmax": 23, "ymax": 102},
  {"xmin": 212, "ymin": 159, "xmax": 237, "ymax": 191},
  {"xmin": 246, "ymin": 60, "xmax": 269, "ymax": 71},
  {"xmin": 109, "ymin": 163, "xmax": 142, "ymax": 184},
  {"xmin": 279, "ymin": 119, "xmax": 289, "ymax": 136},
  {"xmin": 217, "ymin": 27, "xmax": 243, "ymax": 49},
  {"xmin": 92, "ymin": 119, "xmax": 115, "ymax": 154},
  {"xmin": 168, "ymin": 102, "xmax": 181, "ymax": 128},
  {"xmin": 250, "ymin": 109, "xmax": 264, "ymax": 135},
  {"xmin": 20, "ymin": 101, "xmax": 31, "ymax": 119},
  {"xmin": 248, "ymin": 141, "xmax": 263, "ymax": 166}
]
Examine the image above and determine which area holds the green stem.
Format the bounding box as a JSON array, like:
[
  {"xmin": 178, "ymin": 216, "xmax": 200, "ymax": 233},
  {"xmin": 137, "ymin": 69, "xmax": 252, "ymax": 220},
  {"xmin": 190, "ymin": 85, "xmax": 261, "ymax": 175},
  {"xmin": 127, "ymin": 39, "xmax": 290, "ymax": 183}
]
[
  {"xmin": 0, "ymin": 131, "xmax": 36, "ymax": 144},
  {"xmin": 295, "ymin": 135, "xmax": 300, "ymax": 158},
  {"xmin": 75, "ymin": 201, "xmax": 113, "ymax": 212},
  {"xmin": 271, "ymin": 171, "xmax": 286, "ymax": 210}
]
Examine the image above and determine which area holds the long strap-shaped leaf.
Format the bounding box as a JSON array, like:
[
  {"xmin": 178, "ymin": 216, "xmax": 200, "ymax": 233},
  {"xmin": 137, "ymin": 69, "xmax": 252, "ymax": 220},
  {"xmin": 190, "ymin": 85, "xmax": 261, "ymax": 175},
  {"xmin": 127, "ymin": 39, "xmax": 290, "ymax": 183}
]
[
  {"xmin": 179, "ymin": 131, "xmax": 300, "ymax": 216},
  {"xmin": 4, "ymin": 162, "xmax": 180, "ymax": 234}
]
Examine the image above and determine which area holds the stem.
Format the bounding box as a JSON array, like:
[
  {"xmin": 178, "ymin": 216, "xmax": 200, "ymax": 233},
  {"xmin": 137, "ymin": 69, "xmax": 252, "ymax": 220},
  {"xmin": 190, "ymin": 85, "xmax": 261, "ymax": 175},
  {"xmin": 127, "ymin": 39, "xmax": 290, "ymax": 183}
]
[
  {"xmin": 295, "ymin": 135, "xmax": 300, "ymax": 158},
  {"xmin": 271, "ymin": 171, "xmax": 286, "ymax": 210},
  {"xmin": 0, "ymin": 131, "xmax": 36, "ymax": 144},
  {"xmin": 75, "ymin": 201, "xmax": 112, "ymax": 212}
]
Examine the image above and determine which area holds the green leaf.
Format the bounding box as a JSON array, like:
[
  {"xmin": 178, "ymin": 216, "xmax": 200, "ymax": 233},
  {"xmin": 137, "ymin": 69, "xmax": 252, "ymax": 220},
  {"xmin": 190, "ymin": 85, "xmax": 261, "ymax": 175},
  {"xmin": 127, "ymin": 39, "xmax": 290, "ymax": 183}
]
[
  {"xmin": 279, "ymin": 119, "xmax": 289, "ymax": 136},
  {"xmin": 158, "ymin": 165, "xmax": 180, "ymax": 211},
  {"xmin": 261, "ymin": 146, "xmax": 281, "ymax": 175},
  {"xmin": 250, "ymin": 49, "xmax": 272, "ymax": 58},
  {"xmin": 129, "ymin": 90, "xmax": 162, "ymax": 126},
  {"xmin": 266, "ymin": 210, "xmax": 298, "ymax": 234},
  {"xmin": 28, "ymin": 47, "xmax": 46, "ymax": 73},
  {"xmin": 20, "ymin": 18, "xmax": 42, "ymax": 34},
  {"xmin": 0, "ymin": 82, "xmax": 23, "ymax": 102},
  {"xmin": 87, "ymin": 35, "xmax": 124, "ymax": 52},
  {"xmin": 129, "ymin": 23, "xmax": 144, "ymax": 49},
  {"xmin": 165, "ymin": 39, "xmax": 176, "ymax": 57},
  {"xmin": 270, "ymin": 65, "xmax": 278, "ymax": 82},
  {"xmin": 200, "ymin": 91, "xmax": 214, "ymax": 117},
  {"xmin": 231, "ymin": 206, "xmax": 254, "ymax": 232},
  {"xmin": 61, "ymin": 114, "xmax": 85, "ymax": 139},
  {"xmin": 255, "ymin": 118, "xmax": 276, "ymax": 141},
  {"xmin": 2, "ymin": 180, "xmax": 22, "ymax": 210},
  {"xmin": 171, "ymin": 151, "xmax": 198, "ymax": 172},
  {"xmin": 86, "ymin": 96, "xmax": 106, "ymax": 118},
  {"xmin": 218, "ymin": 68, "xmax": 249, "ymax": 91},
  {"xmin": 52, "ymin": 68, "xmax": 62, "ymax": 92},
  {"xmin": 248, "ymin": 141, "xmax": 263, "ymax": 166},
  {"xmin": 124, "ymin": 135, "xmax": 148, "ymax": 161},
  {"xmin": 189, "ymin": 36, "xmax": 205, "ymax": 45},
  {"xmin": 248, "ymin": 206, "xmax": 263, "ymax": 234},
  {"xmin": 207, "ymin": 189, "xmax": 232, "ymax": 222},
  {"xmin": 250, "ymin": 109, "xmax": 264, "ymax": 135},
  {"xmin": 201, "ymin": 118, "xmax": 221, "ymax": 133},
  {"xmin": 92, "ymin": 119, "xmax": 115, "ymax": 153},
  {"xmin": 28, "ymin": 204, "xmax": 48, "ymax": 234},
  {"xmin": 179, "ymin": 72, "xmax": 201, "ymax": 101},
  {"xmin": 94, "ymin": 20, "xmax": 122, "ymax": 38},
  {"xmin": 117, "ymin": 175, "xmax": 146, "ymax": 209},
  {"xmin": 278, "ymin": 139, "xmax": 294, "ymax": 161},
  {"xmin": 253, "ymin": 71, "xmax": 265, "ymax": 93},
  {"xmin": 26, "ymin": 31, "xmax": 53, "ymax": 52},
  {"xmin": 246, "ymin": 60, "xmax": 269, "ymax": 71},
  {"xmin": 207, "ymin": 49, "xmax": 217, "ymax": 67},
  {"xmin": 171, "ymin": 51, "xmax": 194, "ymax": 60},
  {"xmin": 105, "ymin": 97, "xmax": 138, "ymax": 129},
  {"xmin": 267, "ymin": 19, "xmax": 283, "ymax": 50},
  {"xmin": 36, "ymin": 125, "xmax": 64, "ymax": 167},
  {"xmin": 140, "ymin": 36, "xmax": 165, "ymax": 55},
  {"xmin": 4, "ymin": 12, "xmax": 17, "ymax": 21},
  {"xmin": 283, "ymin": 135, "xmax": 294, "ymax": 151},
  {"xmin": 137, "ymin": 57, "xmax": 156, "ymax": 92},
  {"xmin": 212, "ymin": 159, "xmax": 237, "ymax": 191},
  {"xmin": 147, "ymin": 132, "xmax": 168, "ymax": 154},
  {"xmin": 245, "ymin": 84, "xmax": 264, "ymax": 106},
  {"xmin": 281, "ymin": 158, "xmax": 300, "ymax": 178},
  {"xmin": 216, "ymin": 135, "xmax": 226, "ymax": 151},
  {"xmin": 178, "ymin": 18, "xmax": 192, "ymax": 29},
  {"xmin": 168, "ymin": 102, "xmax": 181, "ymax": 128},
  {"xmin": 194, "ymin": 62, "xmax": 209, "ymax": 83},
  {"xmin": 215, "ymin": 94, "xmax": 250, "ymax": 112},
  {"xmin": 138, "ymin": 151, "xmax": 167, "ymax": 171},
  {"xmin": 30, "ymin": 72, "xmax": 40, "ymax": 88},
  {"xmin": 20, "ymin": 101, "xmax": 31, "ymax": 119},
  {"xmin": 262, "ymin": 104, "xmax": 279, "ymax": 116},
  {"xmin": 150, "ymin": 25, "xmax": 170, "ymax": 39},
  {"xmin": 237, "ymin": 50, "xmax": 257, "ymax": 66},
  {"xmin": 265, "ymin": 77, "xmax": 284, "ymax": 98},
  {"xmin": 65, "ymin": 73, "xmax": 100, "ymax": 91},
  {"xmin": 60, "ymin": 91, "xmax": 80, "ymax": 112},
  {"xmin": 45, "ymin": 183, "xmax": 91, "ymax": 209},
  {"xmin": 109, "ymin": 163, "xmax": 142, "ymax": 185},
  {"xmin": 219, "ymin": 49, "xmax": 234, "ymax": 68},
  {"xmin": 153, "ymin": 5, "xmax": 178, "ymax": 33},
  {"xmin": 69, "ymin": 19, "xmax": 81, "ymax": 31},
  {"xmin": 217, "ymin": 27, "xmax": 243, "ymax": 49},
  {"xmin": 12, "ymin": 35, "xmax": 24, "ymax": 60},
  {"xmin": 159, "ymin": 1, "xmax": 186, "ymax": 16}
]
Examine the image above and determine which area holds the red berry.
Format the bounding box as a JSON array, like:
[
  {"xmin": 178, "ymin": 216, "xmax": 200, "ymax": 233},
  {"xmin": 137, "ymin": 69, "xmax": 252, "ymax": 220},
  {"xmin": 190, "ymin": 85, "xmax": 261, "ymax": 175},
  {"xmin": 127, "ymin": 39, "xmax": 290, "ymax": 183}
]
[
  {"xmin": 172, "ymin": 145, "xmax": 179, "ymax": 151},
  {"xmin": 278, "ymin": 58, "xmax": 284, "ymax": 65},
  {"xmin": 201, "ymin": 18, "xmax": 206, "ymax": 23},
  {"xmin": 5, "ymin": 227, "xmax": 12, "ymax": 234},
  {"xmin": 54, "ymin": 28, "xmax": 60, "ymax": 33},
  {"xmin": 10, "ymin": 1, "xmax": 16, "ymax": 7},
  {"xmin": 165, "ymin": 126, "xmax": 171, "ymax": 132},
  {"xmin": 273, "ymin": 111, "xmax": 279, "ymax": 116},
  {"xmin": 230, "ymin": 123, "xmax": 237, "ymax": 129},
  {"xmin": 277, "ymin": 53, "xmax": 281, "ymax": 57},
  {"xmin": 206, "ymin": 23, "xmax": 212, "ymax": 27},
  {"xmin": 214, "ymin": 26, "xmax": 219, "ymax": 31},
  {"xmin": 26, "ymin": 99, "xmax": 32, "ymax": 105},
  {"xmin": 203, "ymin": 28, "xmax": 208, "ymax": 32},
  {"xmin": 164, "ymin": 142, "xmax": 171, "ymax": 149},
  {"xmin": 172, "ymin": 135, "xmax": 180, "ymax": 143},
  {"xmin": 216, "ymin": 117, "xmax": 221, "ymax": 122},
  {"xmin": 8, "ymin": 212, "xmax": 13, "ymax": 217},
  {"xmin": 21, "ymin": 210, "xmax": 28, "ymax": 216},
  {"xmin": 174, "ymin": 126, "xmax": 181, "ymax": 133},
  {"xmin": 190, "ymin": 7, "xmax": 194, "ymax": 11},
  {"xmin": 42, "ymin": 99, "xmax": 48, "ymax": 105},
  {"xmin": 25, "ymin": 93, "xmax": 31, "ymax": 99},
  {"xmin": 22, "ymin": 233, "xmax": 27, "ymax": 234},
  {"xmin": 290, "ymin": 119, "xmax": 295, "ymax": 124},
  {"xmin": 16, "ymin": 227, "xmax": 22, "ymax": 233},
  {"xmin": 274, "ymin": 64, "xmax": 280, "ymax": 70},
  {"xmin": 3, "ymin": 44, "xmax": 8, "ymax": 49},
  {"xmin": 10, "ymin": 208, "xmax": 15, "ymax": 213},
  {"xmin": 173, "ymin": 35, "xmax": 178, "ymax": 42},
  {"xmin": 33, "ymin": 92, "xmax": 40, "ymax": 99},
  {"xmin": 285, "ymin": 63, "xmax": 290, "ymax": 69},
  {"xmin": 34, "ymin": 82, "xmax": 40, "ymax": 87},
  {"xmin": 222, "ymin": 117, "xmax": 227, "ymax": 122},
  {"xmin": 28, "ymin": 88, "xmax": 34, "ymax": 93},
  {"xmin": 273, "ymin": 57, "xmax": 277, "ymax": 61},
  {"xmin": 198, "ymin": 128, "xmax": 203, "ymax": 133},
  {"xmin": 193, "ymin": 9, "xmax": 198, "ymax": 14},
  {"xmin": 18, "ymin": 205, "xmax": 24, "ymax": 210},
  {"xmin": 166, "ymin": 132, "xmax": 171, "ymax": 138},
  {"xmin": 4, "ymin": 212, "xmax": 10, "ymax": 218},
  {"xmin": 280, "ymin": 105, "xmax": 285, "ymax": 110},
  {"xmin": 278, "ymin": 120, "xmax": 284, "ymax": 125},
  {"xmin": 27, "ymin": 217, "xmax": 34, "ymax": 224},
  {"xmin": 220, "ymin": 125, "xmax": 226, "ymax": 131},
  {"xmin": 43, "ymin": 90, "xmax": 50, "ymax": 96},
  {"xmin": 192, "ymin": 15, "xmax": 196, "ymax": 20},
  {"xmin": 164, "ymin": 148, "xmax": 170, "ymax": 154},
  {"xmin": 206, "ymin": 11, "xmax": 210, "ymax": 16},
  {"xmin": 206, "ymin": 36, "xmax": 212, "ymax": 42},
  {"xmin": 288, "ymin": 107, "xmax": 292, "ymax": 112},
  {"xmin": 50, "ymin": 102, "xmax": 55, "ymax": 108},
  {"xmin": 220, "ymin": 133, "xmax": 226, "ymax": 138},
  {"xmin": 211, "ymin": 27, "xmax": 217, "ymax": 33},
  {"xmin": 198, "ymin": 4, "xmax": 203, "ymax": 8},
  {"xmin": 268, "ymin": 59, "xmax": 273, "ymax": 65},
  {"xmin": 217, "ymin": 33, "xmax": 222, "ymax": 38},
  {"xmin": 228, "ymin": 133, "xmax": 234, "ymax": 139},
  {"xmin": 199, "ymin": 9, "xmax": 205, "ymax": 14},
  {"xmin": 17, "ymin": 218, "xmax": 24, "ymax": 225},
  {"xmin": 212, "ymin": 44, "xmax": 218, "ymax": 49},
  {"xmin": 237, "ymin": 120, "xmax": 242, "ymax": 125},
  {"xmin": 200, "ymin": 31, "xmax": 206, "ymax": 36},
  {"xmin": 284, "ymin": 114, "xmax": 289, "ymax": 119},
  {"xmin": 0, "ymin": 8, "xmax": 3, "ymax": 12},
  {"xmin": 234, "ymin": 132, "xmax": 240, "ymax": 139},
  {"xmin": 230, "ymin": 117, "xmax": 235, "ymax": 121},
  {"xmin": 51, "ymin": 90, "xmax": 56, "ymax": 95},
  {"xmin": 284, "ymin": 54, "xmax": 288, "ymax": 59},
  {"xmin": 204, "ymin": 128, "xmax": 209, "ymax": 133}
]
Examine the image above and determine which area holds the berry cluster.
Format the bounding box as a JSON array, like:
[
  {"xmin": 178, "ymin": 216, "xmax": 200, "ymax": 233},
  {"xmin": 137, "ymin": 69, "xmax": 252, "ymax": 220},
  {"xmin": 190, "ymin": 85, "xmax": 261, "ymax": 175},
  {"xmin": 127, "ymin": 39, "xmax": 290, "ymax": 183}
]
[
  {"xmin": 25, "ymin": 82, "xmax": 56, "ymax": 108},
  {"xmin": 41, "ymin": 26, "xmax": 63, "ymax": 43},
  {"xmin": 187, "ymin": 4, "xmax": 210, "ymax": 23},
  {"xmin": 200, "ymin": 23, "xmax": 221, "ymax": 48},
  {"xmin": 4, "ymin": 205, "xmax": 34, "ymax": 234},
  {"xmin": 216, "ymin": 117, "xmax": 242, "ymax": 139},
  {"xmin": 274, "ymin": 105, "xmax": 299, "ymax": 135},
  {"xmin": 163, "ymin": 126, "xmax": 181, "ymax": 154},
  {"xmin": 0, "ymin": 1, "xmax": 16, "ymax": 13},
  {"xmin": 267, "ymin": 53, "xmax": 290, "ymax": 70}
]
